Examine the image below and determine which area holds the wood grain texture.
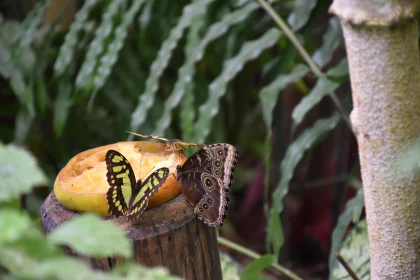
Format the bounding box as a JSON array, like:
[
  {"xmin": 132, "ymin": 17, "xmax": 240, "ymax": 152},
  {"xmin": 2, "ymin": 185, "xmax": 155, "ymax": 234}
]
[{"xmin": 40, "ymin": 192, "xmax": 222, "ymax": 280}]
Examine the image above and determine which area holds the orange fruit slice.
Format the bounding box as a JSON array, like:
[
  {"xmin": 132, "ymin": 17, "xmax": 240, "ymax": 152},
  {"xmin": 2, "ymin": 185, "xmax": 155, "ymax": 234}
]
[{"xmin": 54, "ymin": 141, "xmax": 186, "ymax": 216}]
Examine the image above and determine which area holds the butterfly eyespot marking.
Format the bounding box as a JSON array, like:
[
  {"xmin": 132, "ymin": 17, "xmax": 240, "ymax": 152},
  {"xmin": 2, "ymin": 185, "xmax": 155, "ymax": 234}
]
[
  {"xmin": 203, "ymin": 176, "xmax": 215, "ymax": 190},
  {"xmin": 175, "ymin": 144, "xmax": 237, "ymax": 226}
]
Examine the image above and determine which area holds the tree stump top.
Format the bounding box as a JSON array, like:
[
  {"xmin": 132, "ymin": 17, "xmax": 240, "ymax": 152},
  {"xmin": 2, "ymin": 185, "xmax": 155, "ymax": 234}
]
[
  {"xmin": 41, "ymin": 191, "xmax": 193, "ymax": 237},
  {"xmin": 41, "ymin": 192, "xmax": 222, "ymax": 280}
]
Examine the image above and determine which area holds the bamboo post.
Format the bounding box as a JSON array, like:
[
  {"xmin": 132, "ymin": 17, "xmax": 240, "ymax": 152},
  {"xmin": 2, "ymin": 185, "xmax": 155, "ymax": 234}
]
[
  {"xmin": 40, "ymin": 192, "xmax": 222, "ymax": 280},
  {"xmin": 330, "ymin": 0, "xmax": 420, "ymax": 279}
]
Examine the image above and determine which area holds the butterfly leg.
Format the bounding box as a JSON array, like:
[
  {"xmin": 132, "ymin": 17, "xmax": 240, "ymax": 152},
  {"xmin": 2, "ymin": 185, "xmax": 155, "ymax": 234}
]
[{"xmin": 138, "ymin": 156, "xmax": 143, "ymax": 181}]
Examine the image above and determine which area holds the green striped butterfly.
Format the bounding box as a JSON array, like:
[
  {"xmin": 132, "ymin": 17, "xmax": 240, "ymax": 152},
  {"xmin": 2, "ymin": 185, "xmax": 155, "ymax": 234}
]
[{"xmin": 105, "ymin": 150, "xmax": 169, "ymax": 221}]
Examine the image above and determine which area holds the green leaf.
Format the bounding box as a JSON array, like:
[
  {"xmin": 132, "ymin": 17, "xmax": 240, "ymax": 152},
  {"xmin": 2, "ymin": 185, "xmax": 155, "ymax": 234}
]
[
  {"xmin": 35, "ymin": 75, "xmax": 47, "ymax": 116},
  {"xmin": 0, "ymin": 209, "xmax": 31, "ymax": 245},
  {"xmin": 112, "ymin": 262, "xmax": 181, "ymax": 280},
  {"xmin": 48, "ymin": 214, "xmax": 132, "ymax": 258},
  {"xmin": 312, "ymin": 18, "xmax": 342, "ymax": 68},
  {"xmin": 88, "ymin": 0, "xmax": 145, "ymax": 110},
  {"xmin": 265, "ymin": 210, "xmax": 283, "ymax": 258},
  {"xmin": 54, "ymin": 0, "xmax": 100, "ymax": 76},
  {"xmin": 0, "ymin": 143, "xmax": 47, "ymax": 202},
  {"xmin": 193, "ymin": 28, "xmax": 281, "ymax": 143},
  {"xmin": 53, "ymin": 82, "xmax": 72, "ymax": 137},
  {"xmin": 0, "ymin": 38, "xmax": 14, "ymax": 78},
  {"xmin": 9, "ymin": 70, "xmax": 27, "ymax": 104},
  {"xmin": 75, "ymin": 0, "xmax": 124, "ymax": 91},
  {"xmin": 332, "ymin": 220, "xmax": 370, "ymax": 280},
  {"xmin": 220, "ymin": 252, "xmax": 241, "ymax": 280},
  {"xmin": 156, "ymin": 2, "xmax": 260, "ymax": 138},
  {"xmin": 178, "ymin": 17, "xmax": 205, "ymax": 140},
  {"xmin": 143, "ymin": 0, "xmax": 204, "ymax": 137},
  {"xmin": 287, "ymin": 0, "xmax": 317, "ymax": 31},
  {"xmin": 12, "ymin": 0, "xmax": 50, "ymax": 52},
  {"xmin": 329, "ymin": 189, "xmax": 365, "ymax": 280},
  {"xmin": 138, "ymin": 0, "xmax": 153, "ymax": 30},
  {"xmin": 267, "ymin": 114, "xmax": 340, "ymax": 259},
  {"xmin": 259, "ymin": 64, "xmax": 309, "ymax": 133},
  {"xmin": 129, "ymin": 0, "xmax": 214, "ymax": 137},
  {"xmin": 0, "ymin": 273, "xmax": 18, "ymax": 280},
  {"xmin": 393, "ymin": 138, "xmax": 420, "ymax": 181},
  {"xmin": 0, "ymin": 23, "xmax": 33, "ymax": 110},
  {"xmin": 22, "ymin": 257, "xmax": 95, "ymax": 280},
  {"xmin": 292, "ymin": 59, "xmax": 348, "ymax": 126},
  {"xmin": 326, "ymin": 58, "xmax": 349, "ymax": 82},
  {"xmin": 14, "ymin": 107, "xmax": 33, "ymax": 144},
  {"xmin": 241, "ymin": 254, "xmax": 273, "ymax": 280},
  {"xmin": 194, "ymin": 2, "xmax": 260, "ymax": 62},
  {"xmin": 5, "ymin": 231, "xmax": 64, "ymax": 260},
  {"xmin": 0, "ymin": 248, "xmax": 37, "ymax": 276},
  {"xmin": 292, "ymin": 79, "xmax": 339, "ymax": 126}
]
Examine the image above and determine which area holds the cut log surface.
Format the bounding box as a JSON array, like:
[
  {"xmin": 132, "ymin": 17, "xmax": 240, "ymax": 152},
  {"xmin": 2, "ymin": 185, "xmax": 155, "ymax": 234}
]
[{"xmin": 40, "ymin": 192, "xmax": 222, "ymax": 280}]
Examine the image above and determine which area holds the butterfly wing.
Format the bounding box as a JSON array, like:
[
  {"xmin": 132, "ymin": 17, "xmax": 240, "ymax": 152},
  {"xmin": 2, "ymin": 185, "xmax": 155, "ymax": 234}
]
[
  {"xmin": 125, "ymin": 167, "xmax": 170, "ymax": 221},
  {"xmin": 105, "ymin": 150, "xmax": 137, "ymax": 217},
  {"xmin": 205, "ymin": 144, "xmax": 238, "ymax": 189},
  {"xmin": 177, "ymin": 144, "xmax": 238, "ymax": 227},
  {"xmin": 180, "ymin": 144, "xmax": 238, "ymax": 187},
  {"xmin": 178, "ymin": 171, "xmax": 227, "ymax": 227}
]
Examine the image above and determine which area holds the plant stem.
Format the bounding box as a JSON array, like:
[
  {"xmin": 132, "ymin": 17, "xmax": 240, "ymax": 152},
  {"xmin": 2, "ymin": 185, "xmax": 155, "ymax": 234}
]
[
  {"xmin": 335, "ymin": 252, "xmax": 360, "ymax": 280},
  {"xmin": 218, "ymin": 236, "xmax": 303, "ymax": 280},
  {"xmin": 302, "ymin": 174, "xmax": 349, "ymax": 189},
  {"xmin": 256, "ymin": 0, "xmax": 353, "ymax": 132}
]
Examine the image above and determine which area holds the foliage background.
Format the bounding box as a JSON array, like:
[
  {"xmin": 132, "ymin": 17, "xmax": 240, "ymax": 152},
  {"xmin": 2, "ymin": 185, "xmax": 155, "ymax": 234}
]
[{"xmin": 0, "ymin": 0, "xmax": 368, "ymax": 279}]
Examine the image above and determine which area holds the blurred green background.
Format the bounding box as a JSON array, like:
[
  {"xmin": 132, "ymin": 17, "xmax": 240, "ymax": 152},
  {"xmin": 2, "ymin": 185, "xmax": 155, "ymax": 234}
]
[{"xmin": 0, "ymin": 0, "xmax": 368, "ymax": 279}]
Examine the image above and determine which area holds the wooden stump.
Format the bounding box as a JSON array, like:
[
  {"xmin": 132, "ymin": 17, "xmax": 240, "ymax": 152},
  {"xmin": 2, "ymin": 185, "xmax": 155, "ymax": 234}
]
[{"xmin": 40, "ymin": 192, "xmax": 222, "ymax": 280}]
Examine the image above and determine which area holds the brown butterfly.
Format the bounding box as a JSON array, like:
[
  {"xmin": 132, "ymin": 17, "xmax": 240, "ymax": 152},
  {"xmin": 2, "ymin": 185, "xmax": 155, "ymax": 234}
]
[
  {"xmin": 176, "ymin": 144, "xmax": 238, "ymax": 227},
  {"xmin": 126, "ymin": 131, "xmax": 205, "ymax": 152}
]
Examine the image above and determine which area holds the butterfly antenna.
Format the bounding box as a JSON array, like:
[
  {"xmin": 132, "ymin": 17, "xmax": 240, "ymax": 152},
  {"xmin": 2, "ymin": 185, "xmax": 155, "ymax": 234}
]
[
  {"xmin": 141, "ymin": 164, "xmax": 157, "ymax": 180},
  {"xmin": 126, "ymin": 130, "xmax": 148, "ymax": 140}
]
